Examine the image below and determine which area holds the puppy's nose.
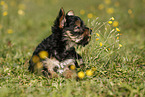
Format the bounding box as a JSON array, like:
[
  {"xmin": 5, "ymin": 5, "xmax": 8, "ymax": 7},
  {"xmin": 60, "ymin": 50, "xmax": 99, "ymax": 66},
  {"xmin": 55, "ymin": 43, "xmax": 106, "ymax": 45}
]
[
  {"xmin": 85, "ymin": 27, "xmax": 92, "ymax": 34},
  {"xmin": 89, "ymin": 28, "xmax": 92, "ymax": 34}
]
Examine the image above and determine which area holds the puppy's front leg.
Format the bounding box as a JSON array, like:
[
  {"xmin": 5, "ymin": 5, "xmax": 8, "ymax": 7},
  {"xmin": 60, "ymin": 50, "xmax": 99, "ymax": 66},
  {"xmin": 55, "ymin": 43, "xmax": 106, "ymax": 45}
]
[
  {"xmin": 74, "ymin": 52, "xmax": 85, "ymax": 68},
  {"xmin": 64, "ymin": 48, "xmax": 85, "ymax": 68}
]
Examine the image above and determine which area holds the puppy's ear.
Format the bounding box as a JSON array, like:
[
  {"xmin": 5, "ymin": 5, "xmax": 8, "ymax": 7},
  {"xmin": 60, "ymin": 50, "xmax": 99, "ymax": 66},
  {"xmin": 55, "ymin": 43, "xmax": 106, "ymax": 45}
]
[
  {"xmin": 66, "ymin": 10, "xmax": 75, "ymax": 16},
  {"xmin": 57, "ymin": 8, "xmax": 66, "ymax": 29}
]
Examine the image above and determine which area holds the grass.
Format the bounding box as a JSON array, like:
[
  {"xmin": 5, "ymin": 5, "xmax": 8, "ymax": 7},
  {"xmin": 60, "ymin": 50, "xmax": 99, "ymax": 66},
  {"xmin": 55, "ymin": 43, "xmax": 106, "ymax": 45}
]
[{"xmin": 0, "ymin": 0, "xmax": 145, "ymax": 96}]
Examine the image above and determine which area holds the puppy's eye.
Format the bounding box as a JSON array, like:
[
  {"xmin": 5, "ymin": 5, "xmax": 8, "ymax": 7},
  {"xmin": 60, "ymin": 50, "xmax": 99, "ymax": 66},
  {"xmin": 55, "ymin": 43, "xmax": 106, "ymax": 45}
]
[
  {"xmin": 74, "ymin": 26, "xmax": 81, "ymax": 33},
  {"xmin": 74, "ymin": 26, "xmax": 80, "ymax": 29},
  {"xmin": 76, "ymin": 27, "xmax": 80, "ymax": 29}
]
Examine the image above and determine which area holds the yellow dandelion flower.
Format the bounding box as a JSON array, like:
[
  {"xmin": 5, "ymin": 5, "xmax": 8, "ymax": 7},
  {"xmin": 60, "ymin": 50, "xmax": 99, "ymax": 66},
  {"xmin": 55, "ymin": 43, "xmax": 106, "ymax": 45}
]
[
  {"xmin": 80, "ymin": 9, "xmax": 85, "ymax": 15},
  {"xmin": 108, "ymin": 21, "xmax": 112, "ymax": 24},
  {"xmin": 104, "ymin": 0, "xmax": 111, "ymax": 5},
  {"xmin": 111, "ymin": 17, "xmax": 115, "ymax": 20},
  {"xmin": 70, "ymin": 65, "xmax": 75, "ymax": 70},
  {"xmin": 3, "ymin": 11, "xmax": 8, "ymax": 16},
  {"xmin": 96, "ymin": 33, "xmax": 100, "ymax": 36},
  {"xmin": 105, "ymin": 48, "xmax": 108, "ymax": 52},
  {"xmin": 128, "ymin": 9, "xmax": 132, "ymax": 14},
  {"xmin": 0, "ymin": 24, "xmax": 2, "ymax": 29},
  {"xmin": 106, "ymin": 48, "xmax": 110, "ymax": 51},
  {"xmin": 106, "ymin": 8, "xmax": 114, "ymax": 14},
  {"xmin": 36, "ymin": 62, "xmax": 43, "ymax": 69},
  {"xmin": 116, "ymin": 28, "xmax": 120, "ymax": 32},
  {"xmin": 18, "ymin": 9, "xmax": 25, "ymax": 15},
  {"xmin": 98, "ymin": 4, "xmax": 104, "ymax": 10},
  {"xmin": 7, "ymin": 29, "xmax": 13, "ymax": 34},
  {"xmin": 117, "ymin": 37, "xmax": 119, "ymax": 39},
  {"xmin": 0, "ymin": 1, "xmax": 5, "ymax": 5},
  {"xmin": 119, "ymin": 44, "xmax": 122, "ymax": 47},
  {"xmin": 32, "ymin": 55, "xmax": 40, "ymax": 63},
  {"xmin": 100, "ymin": 42, "xmax": 103, "ymax": 46},
  {"xmin": 87, "ymin": 13, "xmax": 93, "ymax": 18},
  {"xmin": 86, "ymin": 70, "xmax": 93, "ymax": 76},
  {"xmin": 113, "ymin": 21, "xmax": 119, "ymax": 27},
  {"xmin": 78, "ymin": 71, "xmax": 85, "ymax": 79},
  {"xmin": 96, "ymin": 38, "xmax": 99, "ymax": 41},
  {"xmin": 114, "ymin": 1, "xmax": 120, "ymax": 7},
  {"xmin": 39, "ymin": 51, "xmax": 49, "ymax": 59}
]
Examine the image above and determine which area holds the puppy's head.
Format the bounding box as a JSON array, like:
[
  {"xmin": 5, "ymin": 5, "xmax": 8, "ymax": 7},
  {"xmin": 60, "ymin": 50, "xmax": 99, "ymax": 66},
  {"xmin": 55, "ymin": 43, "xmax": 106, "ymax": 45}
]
[{"xmin": 52, "ymin": 8, "xmax": 92, "ymax": 46}]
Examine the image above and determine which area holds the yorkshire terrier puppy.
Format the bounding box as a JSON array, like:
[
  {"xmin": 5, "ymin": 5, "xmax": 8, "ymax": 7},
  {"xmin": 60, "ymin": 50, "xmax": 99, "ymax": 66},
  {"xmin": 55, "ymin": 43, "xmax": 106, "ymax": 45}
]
[{"xmin": 29, "ymin": 8, "xmax": 92, "ymax": 78}]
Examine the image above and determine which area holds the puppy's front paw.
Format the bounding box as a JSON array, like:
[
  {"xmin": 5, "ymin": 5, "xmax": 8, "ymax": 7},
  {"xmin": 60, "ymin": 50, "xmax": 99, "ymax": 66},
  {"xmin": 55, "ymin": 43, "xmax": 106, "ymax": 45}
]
[
  {"xmin": 76, "ymin": 59, "xmax": 85, "ymax": 68},
  {"xmin": 43, "ymin": 70, "xmax": 58, "ymax": 78},
  {"xmin": 80, "ymin": 63, "xmax": 85, "ymax": 68},
  {"xmin": 62, "ymin": 70, "xmax": 76, "ymax": 79}
]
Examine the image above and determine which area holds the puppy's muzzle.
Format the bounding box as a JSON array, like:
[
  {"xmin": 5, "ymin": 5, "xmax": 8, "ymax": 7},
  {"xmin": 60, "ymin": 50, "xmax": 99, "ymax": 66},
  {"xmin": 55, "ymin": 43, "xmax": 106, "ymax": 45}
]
[{"xmin": 79, "ymin": 27, "xmax": 92, "ymax": 46}]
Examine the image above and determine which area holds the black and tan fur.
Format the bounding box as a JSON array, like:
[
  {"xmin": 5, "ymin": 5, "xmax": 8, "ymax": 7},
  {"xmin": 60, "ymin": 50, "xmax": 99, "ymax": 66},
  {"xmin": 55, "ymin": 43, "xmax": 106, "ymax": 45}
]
[{"xmin": 29, "ymin": 8, "xmax": 92, "ymax": 78}]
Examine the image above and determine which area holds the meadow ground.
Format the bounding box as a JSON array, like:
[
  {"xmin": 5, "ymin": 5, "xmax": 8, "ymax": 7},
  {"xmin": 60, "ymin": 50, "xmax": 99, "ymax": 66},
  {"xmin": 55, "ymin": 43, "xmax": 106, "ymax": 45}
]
[{"xmin": 0, "ymin": 0, "xmax": 145, "ymax": 96}]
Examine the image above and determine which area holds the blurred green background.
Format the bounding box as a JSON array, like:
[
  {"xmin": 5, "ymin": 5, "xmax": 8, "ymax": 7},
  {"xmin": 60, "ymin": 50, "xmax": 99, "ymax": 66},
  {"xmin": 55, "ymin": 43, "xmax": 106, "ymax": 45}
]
[{"xmin": 0, "ymin": 0, "xmax": 145, "ymax": 45}]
